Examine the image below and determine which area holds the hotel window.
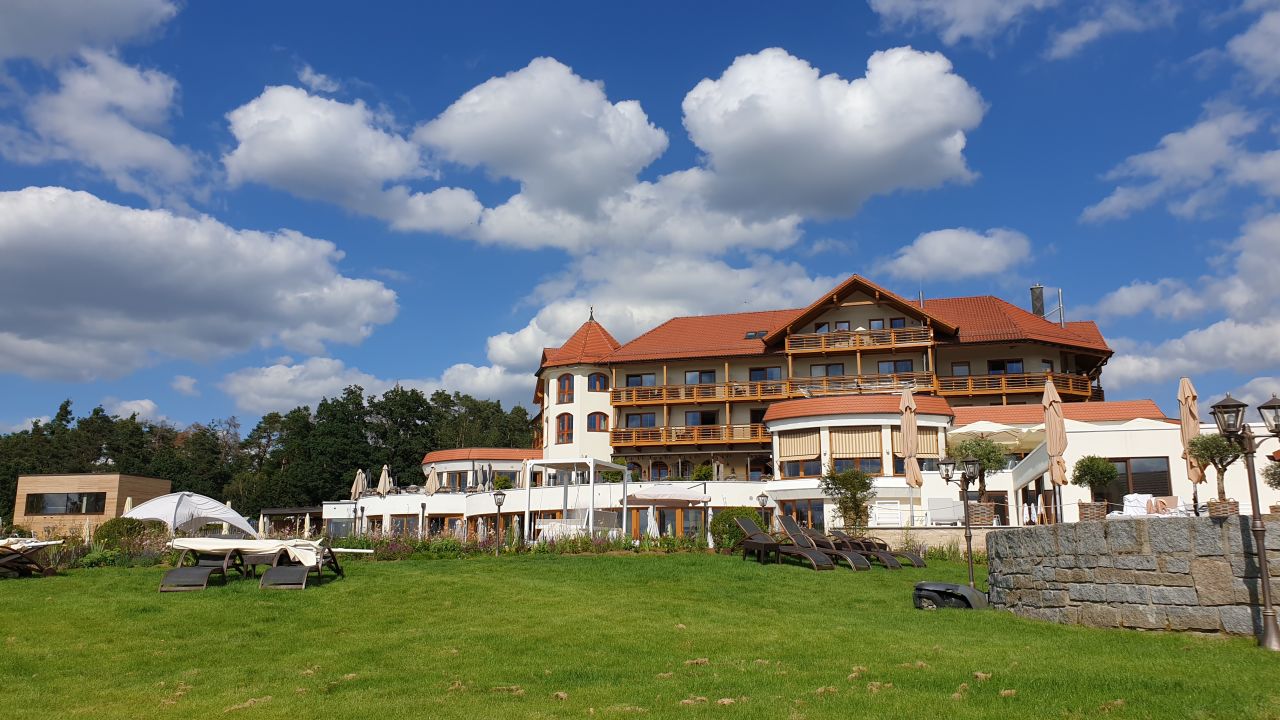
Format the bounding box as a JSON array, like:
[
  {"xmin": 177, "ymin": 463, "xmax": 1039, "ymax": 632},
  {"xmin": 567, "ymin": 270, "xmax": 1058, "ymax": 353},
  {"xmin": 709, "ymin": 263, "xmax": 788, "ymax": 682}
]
[
  {"xmin": 988, "ymin": 359, "xmax": 1024, "ymax": 375},
  {"xmin": 814, "ymin": 321, "xmax": 831, "ymax": 333},
  {"xmin": 652, "ymin": 461, "xmax": 670, "ymax": 480},
  {"xmin": 685, "ymin": 410, "xmax": 718, "ymax": 426},
  {"xmin": 684, "ymin": 369, "xmax": 715, "ymax": 385},
  {"xmin": 779, "ymin": 429, "xmax": 821, "ymax": 478},
  {"xmin": 588, "ymin": 373, "xmax": 609, "ymax": 392},
  {"xmin": 835, "ymin": 320, "xmax": 851, "ymax": 331},
  {"xmin": 749, "ymin": 366, "xmax": 781, "ymax": 381},
  {"xmin": 587, "ymin": 412, "xmax": 608, "ymax": 432},
  {"xmin": 810, "ymin": 363, "xmax": 845, "ymax": 377},
  {"xmin": 782, "ymin": 459, "xmax": 822, "ymax": 478},
  {"xmin": 877, "ymin": 359, "xmax": 914, "ymax": 374},
  {"xmin": 557, "ymin": 374, "xmax": 574, "ymax": 403},
  {"xmin": 889, "ymin": 317, "xmax": 907, "ymax": 329},
  {"xmin": 1096, "ymin": 458, "xmax": 1173, "ymax": 509},
  {"xmin": 951, "ymin": 361, "xmax": 970, "ymax": 376},
  {"xmin": 625, "ymin": 413, "xmax": 656, "ymax": 428},
  {"xmin": 24, "ymin": 492, "xmax": 106, "ymax": 515},
  {"xmin": 626, "ymin": 462, "xmax": 644, "ymax": 480},
  {"xmin": 1041, "ymin": 359, "xmax": 1054, "ymax": 372},
  {"xmin": 748, "ymin": 456, "xmax": 771, "ymax": 482},
  {"xmin": 835, "ymin": 457, "xmax": 884, "ymax": 474},
  {"xmin": 830, "ymin": 427, "xmax": 882, "ymax": 476},
  {"xmin": 749, "ymin": 408, "xmax": 767, "ymax": 424},
  {"xmin": 869, "ymin": 319, "xmax": 885, "ymax": 330},
  {"xmin": 625, "ymin": 373, "xmax": 655, "ymax": 387},
  {"xmin": 891, "ymin": 427, "xmax": 940, "ymax": 474},
  {"xmin": 555, "ymin": 413, "xmax": 573, "ymax": 444},
  {"xmin": 782, "ymin": 499, "xmax": 825, "ymax": 531}
]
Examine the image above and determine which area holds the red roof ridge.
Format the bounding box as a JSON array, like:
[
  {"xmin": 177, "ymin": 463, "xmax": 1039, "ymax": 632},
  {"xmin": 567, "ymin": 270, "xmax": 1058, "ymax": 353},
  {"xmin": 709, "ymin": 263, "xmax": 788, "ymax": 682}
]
[
  {"xmin": 764, "ymin": 274, "xmax": 958, "ymax": 345},
  {"xmin": 540, "ymin": 318, "xmax": 621, "ymax": 369}
]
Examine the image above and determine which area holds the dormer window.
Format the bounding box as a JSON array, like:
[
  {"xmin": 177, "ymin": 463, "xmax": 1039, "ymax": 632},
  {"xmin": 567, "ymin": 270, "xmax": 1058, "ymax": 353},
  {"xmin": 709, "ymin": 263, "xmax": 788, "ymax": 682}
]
[{"xmin": 743, "ymin": 330, "xmax": 767, "ymax": 339}]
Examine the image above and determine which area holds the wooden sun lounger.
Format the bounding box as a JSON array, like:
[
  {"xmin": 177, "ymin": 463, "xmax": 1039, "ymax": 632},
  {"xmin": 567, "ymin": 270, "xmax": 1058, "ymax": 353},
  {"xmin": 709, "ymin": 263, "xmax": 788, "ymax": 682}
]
[
  {"xmin": 0, "ymin": 541, "xmax": 61, "ymax": 578},
  {"xmin": 734, "ymin": 518, "xmax": 834, "ymax": 571},
  {"xmin": 828, "ymin": 530, "xmax": 903, "ymax": 569},
  {"xmin": 834, "ymin": 531, "xmax": 926, "ymax": 568},
  {"xmin": 776, "ymin": 515, "xmax": 870, "ymax": 571},
  {"xmin": 159, "ymin": 548, "xmax": 245, "ymax": 592},
  {"xmin": 259, "ymin": 546, "xmax": 344, "ymax": 590}
]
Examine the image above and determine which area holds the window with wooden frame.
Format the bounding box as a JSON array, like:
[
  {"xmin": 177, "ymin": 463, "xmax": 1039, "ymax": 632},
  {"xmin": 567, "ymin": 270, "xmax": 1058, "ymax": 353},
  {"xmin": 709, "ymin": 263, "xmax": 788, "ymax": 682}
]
[
  {"xmin": 749, "ymin": 366, "xmax": 782, "ymax": 381},
  {"xmin": 877, "ymin": 359, "xmax": 914, "ymax": 374},
  {"xmin": 781, "ymin": 499, "xmax": 825, "ymax": 530},
  {"xmin": 1094, "ymin": 457, "xmax": 1173, "ymax": 508},
  {"xmin": 951, "ymin": 361, "xmax": 970, "ymax": 377},
  {"xmin": 778, "ymin": 430, "xmax": 820, "ymax": 478},
  {"xmin": 555, "ymin": 413, "xmax": 573, "ymax": 444},
  {"xmin": 587, "ymin": 372, "xmax": 609, "ymax": 392},
  {"xmin": 987, "ymin": 359, "xmax": 1024, "ymax": 375},
  {"xmin": 557, "ymin": 373, "xmax": 574, "ymax": 403},
  {"xmin": 889, "ymin": 317, "xmax": 907, "ymax": 329},
  {"xmin": 810, "ymin": 363, "xmax": 845, "ymax": 377},
  {"xmin": 891, "ymin": 426, "xmax": 940, "ymax": 474},
  {"xmin": 830, "ymin": 426, "xmax": 882, "ymax": 476},
  {"xmin": 684, "ymin": 410, "xmax": 717, "ymax": 426},
  {"xmin": 651, "ymin": 461, "xmax": 670, "ymax": 480},
  {"xmin": 868, "ymin": 319, "xmax": 885, "ymax": 330},
  {"xmin": 587, "ymin": 412, "xmax": 609, "ymax": 432},
  {"xmin": 625, "ymin": 413, "xmax": 656, "ymax": 428},
  {"xmin": 684, "ymin": 369, "xmax": 715, "ymax": 385},
  {"xmin": 834, "ymin": 320, "xmax": 851, "ymax": 331},
  {"xmin": 1040, "ymin": 359, "xmax": 1054, "ymax": 372},
  {"xmin": 814, "ymin": 321, "xmax": 831, "ymax": 333}
]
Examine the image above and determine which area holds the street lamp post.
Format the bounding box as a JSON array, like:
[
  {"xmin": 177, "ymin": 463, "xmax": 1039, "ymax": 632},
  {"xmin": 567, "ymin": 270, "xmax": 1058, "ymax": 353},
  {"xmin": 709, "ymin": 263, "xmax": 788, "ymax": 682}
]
[
  {"xmin": 939, "ymin": 456, "xmax": 981, "ymax": 589},
  {"xmin": 1209, "ymin": 393, "xmax": 1280, "ymax": 651},
  {"xmin": 756, "ymin": 492, "xmax": 770, "ymax": 530},
  {"xmin": 493, "ymin": 489, "xmax": 506, "ymax": 558}
]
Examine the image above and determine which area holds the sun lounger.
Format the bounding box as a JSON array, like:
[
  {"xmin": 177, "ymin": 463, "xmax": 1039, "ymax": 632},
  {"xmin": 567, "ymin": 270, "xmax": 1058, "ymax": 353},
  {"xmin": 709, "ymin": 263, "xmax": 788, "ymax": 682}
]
[
  {"xmin": 158, "ymin": 548, "xmax": 245, "ymax": 592},
  {"xmin": 776, "ymin": 515, "xmax": 870, "ymax": 571},
  {"xmin": 734, "ymin": 517, "xmax": 834, "ymax": 571},
  {"xmin": 0, "ymin": 539, "xmax": 62, "ymax": 578},
  {"xmin": 259, "ymin": 546, "xmax": 344, "ymax": 589},
  {"xmin": 827, "ymin": 530, "xmax": 902, "ymax": 569},
  {"xmin": 838, "ymin": 532, "xmax": 926, "ymax": 567}
]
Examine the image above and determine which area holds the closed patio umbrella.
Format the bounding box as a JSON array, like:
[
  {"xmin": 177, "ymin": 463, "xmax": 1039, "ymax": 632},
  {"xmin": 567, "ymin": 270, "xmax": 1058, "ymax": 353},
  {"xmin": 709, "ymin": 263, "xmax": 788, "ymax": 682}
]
[
  {"xmin": 349, "ymin": 469, "xmax": 368, "ymax": 501},
  {"xmin": 900, "ymin": 388, "xmax": 923, "ymax": 526},
  {"xmin": 424, "ymin": 465, "xmax": 440, "ymax": 495},
  {"xmin": 1178, "ymin": 377, "xmax": 1205, "ymax": 514},
  {"xmin": 1043, "ymin": 380, "xmax": 1068, "ymax": 521},
  {"xmin": 376, "ymin": 465, "xmax": 393, "ymax": 496}
]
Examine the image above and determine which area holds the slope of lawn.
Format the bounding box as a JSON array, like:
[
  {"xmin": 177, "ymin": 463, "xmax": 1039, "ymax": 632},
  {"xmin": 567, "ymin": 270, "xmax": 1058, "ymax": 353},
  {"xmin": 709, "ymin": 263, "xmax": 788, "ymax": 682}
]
[{"xmin": 2, "ymin": 553, "xmax": 1278, "ymax": 719}]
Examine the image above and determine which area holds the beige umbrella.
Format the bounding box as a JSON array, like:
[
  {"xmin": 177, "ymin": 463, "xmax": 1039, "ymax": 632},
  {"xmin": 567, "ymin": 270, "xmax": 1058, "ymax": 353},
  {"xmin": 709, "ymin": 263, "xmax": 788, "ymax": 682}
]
[
  {"xmin": 900, "ymin": 388, "xmax": 923, "ymax": 527},
  {"xmin": 376, "ymin": 465, "xmax": 393, "ymax": 496},
  {"xmin": 424, "ymin": 465, "xmax": 440, "ymax": 495},
  {"xmin": 122, "ymin": 496, "xmax": 134, "ymax": 514},
  {"xmin": 349, "ymin": 469, "xmax": 368, "ymax": 501},
  {"xmin": 1043, "ymin": 379, "xmax": 1068, "ymax": 486},
  {"xmin": 1178, "ymin": 377, "xmax": 1205, "ymax": 513}
]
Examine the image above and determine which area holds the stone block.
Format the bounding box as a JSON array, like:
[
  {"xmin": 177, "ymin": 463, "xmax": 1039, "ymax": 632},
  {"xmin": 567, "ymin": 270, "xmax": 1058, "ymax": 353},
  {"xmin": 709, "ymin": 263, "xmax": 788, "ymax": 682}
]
[
  {"xmin": 1148, "ymin": 518, "xmax": 1191, "ymax": 554},
  {"xmin": 1219, "ymin": 606, "xmax": 1261, "ymax": 636},
  {"xmin": 1055, "ymin": 568, "xmax": 1092, "ymax": 583},
  {"xmin": 1114, "ymin": 555, "xmax": 1159, "ymax": 571},
  {"xmin": 1192, "ymin": 558, "xmax": 1243, "ymax": 605},
  {"xmin": 1068, "ymin": 583, "xmax": 1107, "ymax": 602},
  {"xmin": 1132, "ymin": 571, "xmax": 1193, "ymax": 587},
  {"xmin": 1094, "ymin": 567, "xmax": 1136, "ymax": 584},
  {"xmin": 1105, "ymin": 519, "xmax": 1140, "ymax": 553},
  {"xmin": 1118, "ymin": 604, "xmax": 1167, "ymax": 630},
  {"xmin": 1093, "ymin": 555, "xmax": 1115, "ymax": 568},
  {"xmin": 1032, "ymin": 565, "xmax": 1056, "ymax": 581},
  {"xmin": 1106, "ymin": 584, "xmax": 1150, "ymax": 604},
  {"xmin": 1149, "ymin": 586, "xmax": 1198, "ymax": 605},
  {"xmin": 1040, "ymin": 590, "xmax": 1068, "ymax": 607},
  {"xmin": 1192, "ymin": 518, "xmax": 1225, "ymax": 556},
  {"xmin": 1160, "ymin": 556, "xmax": 1190, "ymax": 574},
  {"xmin": 1079, "ymin": 604, "xmax": 1120, "ymax": 628},
  {"xmin": 1165, "ymin": 606, "xmax": 1221, "ymax": 632}
]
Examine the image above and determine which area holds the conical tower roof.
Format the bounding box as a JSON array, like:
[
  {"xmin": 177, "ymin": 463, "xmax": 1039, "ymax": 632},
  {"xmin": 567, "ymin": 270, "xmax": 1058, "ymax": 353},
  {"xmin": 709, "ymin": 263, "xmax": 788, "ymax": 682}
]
[{"xmin": 540, "ymin": 313, "xmax": 621, "ymax": 369}]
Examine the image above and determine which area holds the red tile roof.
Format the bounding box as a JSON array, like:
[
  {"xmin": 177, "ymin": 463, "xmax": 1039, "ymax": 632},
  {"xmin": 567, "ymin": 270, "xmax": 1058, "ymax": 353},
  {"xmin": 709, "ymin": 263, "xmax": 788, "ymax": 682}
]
[
  {"xmin": 763, "ymin": 275, "xmax": 956, "ymax": 345},
  {"xmin": 541, "ymin": 319, "xmax": 621, "ymax": 369},
  {"xmin": 764, "ymin": 394, "xmax": 955, "ymax": 423},
  {"xmin": 422, "ymin": 448, "xmax": 542, "ymax": 464},
  {"xmin": 923, "ymin": 297, "xmax": 1111, "ymax": 353},
  {"xmin": 951, "ymin": 400, "xmax": 1170, "ymax": 426},
  {"xmin": 605, "ymin": 309, "xmax": 800, "ymax": 364}
]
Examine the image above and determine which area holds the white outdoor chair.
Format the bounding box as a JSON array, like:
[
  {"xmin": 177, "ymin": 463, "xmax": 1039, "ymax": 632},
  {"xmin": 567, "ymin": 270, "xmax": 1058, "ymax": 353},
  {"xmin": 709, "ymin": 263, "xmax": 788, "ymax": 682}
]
[{"xmin": 927, "ymin": 498, "xmax": 963, "ymax": 526}]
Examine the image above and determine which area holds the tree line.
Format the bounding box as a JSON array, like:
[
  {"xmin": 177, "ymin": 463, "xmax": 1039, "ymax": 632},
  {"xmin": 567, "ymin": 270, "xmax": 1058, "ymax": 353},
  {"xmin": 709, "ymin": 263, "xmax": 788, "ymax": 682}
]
[{"xmin": 0, "ymin": 386, "xmax": 535, "ymax": 523}]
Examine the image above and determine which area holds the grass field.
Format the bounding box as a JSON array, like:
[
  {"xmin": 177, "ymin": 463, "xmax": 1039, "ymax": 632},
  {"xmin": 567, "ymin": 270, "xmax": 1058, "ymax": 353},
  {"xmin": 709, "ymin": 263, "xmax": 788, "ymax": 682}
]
[{"xmin": 3, "ymin": 553, "xmax": 1279, "ymax": 719}]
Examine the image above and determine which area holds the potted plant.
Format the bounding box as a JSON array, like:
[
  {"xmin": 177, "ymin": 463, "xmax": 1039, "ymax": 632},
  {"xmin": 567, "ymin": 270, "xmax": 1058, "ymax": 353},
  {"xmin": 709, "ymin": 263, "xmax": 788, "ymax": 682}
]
[
  {"xmin": 1264, "ymin": 461, "xmax": 1280, "ymax": 514},
  {"xmin": 949, "ymin": 437, "xmax": 1007, "ymax": 526},
  {"xmin": 1071, "ymin": 455, "xmax": 1118, "ymax": 522},
  {"xmin": 1188, "ymin": 434, "xmax": 1243, "ymax": 517}
]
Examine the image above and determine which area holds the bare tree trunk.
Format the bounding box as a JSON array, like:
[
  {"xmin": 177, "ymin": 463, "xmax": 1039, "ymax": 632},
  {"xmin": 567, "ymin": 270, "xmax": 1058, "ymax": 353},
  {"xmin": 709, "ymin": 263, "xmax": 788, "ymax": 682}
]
[{"xmin": 1216, "ymin": 465, "xmax": 1227, "ymax": 502}]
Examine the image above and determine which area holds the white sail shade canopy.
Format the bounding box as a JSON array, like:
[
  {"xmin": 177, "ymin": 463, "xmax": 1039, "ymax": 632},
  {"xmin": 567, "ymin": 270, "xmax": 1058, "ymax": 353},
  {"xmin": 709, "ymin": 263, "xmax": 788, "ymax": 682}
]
[
  {"xmin": 124, "ymin": 492, "xmax": 260, "ymax": 538},
  {"xmin": 626, "ymin": 484, "xmax": 711, "ymax": 505}
]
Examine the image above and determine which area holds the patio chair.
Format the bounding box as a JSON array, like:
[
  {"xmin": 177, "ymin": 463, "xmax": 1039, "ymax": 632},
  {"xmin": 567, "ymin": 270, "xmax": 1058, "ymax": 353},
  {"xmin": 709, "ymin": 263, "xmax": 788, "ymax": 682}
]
[
  {"xmin": 855, "ymin": 534, "xmax": 926, "ymax": 568},
  {"xmin": 827, "ymin": 530, "xmax": 902, "ymax": 569},
  {"xmin": 927, "ymin": 498, "xmax": 963, "ymax": 526},
  {"xmin": 259, "ymin": 546, "xmax": 344, "ymax": 590},
  {"xmin": 0, "ymin": 539, "xmax": 62, "ymax": 578},
  {"xmin": 733, "ymin": 517, "xmax": 834, "ymax": 571},
  {"xmin": 1145, "ymin": 496, "xmax": 1182, "ymax": 515},
  {"xmin": 776, "ymin": 515, "xmax": 870, "ymax": 571},
  {"xmin": 158, "ymin": 548, "xmax": 245, "ymax": 592},
  {"xmin": 797, "ymin": 526, "xmax": 878, "ymax": 570}
]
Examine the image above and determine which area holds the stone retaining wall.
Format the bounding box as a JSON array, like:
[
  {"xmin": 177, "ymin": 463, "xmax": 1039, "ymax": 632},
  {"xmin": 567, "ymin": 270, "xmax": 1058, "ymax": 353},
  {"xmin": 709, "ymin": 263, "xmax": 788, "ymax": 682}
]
[{"xmin": 987, "ymin": 516, "xmax": 1280, "ymax": 636}]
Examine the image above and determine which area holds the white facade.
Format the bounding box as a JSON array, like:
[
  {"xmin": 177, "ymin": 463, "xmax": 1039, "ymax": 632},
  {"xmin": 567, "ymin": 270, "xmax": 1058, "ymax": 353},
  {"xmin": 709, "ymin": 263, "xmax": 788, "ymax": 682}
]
[{"xmin": 540, "ymin": 363, "xmax": 614, "ymax": 461}]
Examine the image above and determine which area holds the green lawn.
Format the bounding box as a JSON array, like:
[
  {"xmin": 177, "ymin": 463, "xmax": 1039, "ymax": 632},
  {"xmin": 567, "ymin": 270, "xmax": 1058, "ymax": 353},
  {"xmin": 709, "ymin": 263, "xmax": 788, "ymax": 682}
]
[{"xmin": 3, "ymin": 554, "xmax": 1279, "ymax": 719}]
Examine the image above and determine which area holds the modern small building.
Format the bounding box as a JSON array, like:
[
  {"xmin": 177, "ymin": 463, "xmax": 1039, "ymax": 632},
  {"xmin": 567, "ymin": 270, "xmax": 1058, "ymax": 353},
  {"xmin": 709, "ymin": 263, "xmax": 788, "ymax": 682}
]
[{"xmin": 13, "ymin": 473, "xmax": 172, "ymax": 538}]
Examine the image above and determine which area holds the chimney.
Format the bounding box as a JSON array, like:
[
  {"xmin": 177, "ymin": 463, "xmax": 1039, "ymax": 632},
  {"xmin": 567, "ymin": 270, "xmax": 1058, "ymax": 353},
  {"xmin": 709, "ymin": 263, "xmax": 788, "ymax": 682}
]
[{"xmin": 1030, "ymin": 284, "xmax": 1045, "ymax": 317}]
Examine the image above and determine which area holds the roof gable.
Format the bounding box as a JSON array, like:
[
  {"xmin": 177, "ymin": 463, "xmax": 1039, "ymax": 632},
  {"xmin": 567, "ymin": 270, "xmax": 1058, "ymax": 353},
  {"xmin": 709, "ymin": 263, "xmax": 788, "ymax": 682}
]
[
  {"xmin": 763, "ymin": 275, "xmax": 957, "ymax": 345},
  {"xmin": 923, "ymin": 296, "xmax": 1111, "ymax": 353},
  {"xmin": 540, "ymin": 319, "xmax": 621, "ymax": 369},
  {"xmin": 605, "ymin": 308, "xmax": 799, "ymax": 364}
]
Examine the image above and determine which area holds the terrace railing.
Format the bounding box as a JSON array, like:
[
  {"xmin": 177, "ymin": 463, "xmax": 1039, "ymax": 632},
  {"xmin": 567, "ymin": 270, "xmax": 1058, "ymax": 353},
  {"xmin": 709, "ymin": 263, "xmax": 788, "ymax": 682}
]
[
  {"xmin": 785, "ymin": 326, "xmax": 933, "ymax": 353},
  {"xmin": 611, "ymin": 380, "xmax": 789, "ymax": 406},
  {"xmin": 935, "ymin": 371, "xmax": 1093, "ymax": 397},
  {"xmin": 610, "ymin": 423, "xmax": 770, "ymax": 447},
  {"xmin": 788, "ymin": 372, "xmax": 935, "ymax": 396}
]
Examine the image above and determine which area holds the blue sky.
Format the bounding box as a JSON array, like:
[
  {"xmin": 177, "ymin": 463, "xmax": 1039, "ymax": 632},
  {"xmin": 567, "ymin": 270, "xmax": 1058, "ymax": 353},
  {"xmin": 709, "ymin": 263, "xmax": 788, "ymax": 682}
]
[{"xmin": 1, "ymin": 0, "xmax": 1278, "ymax": 430}]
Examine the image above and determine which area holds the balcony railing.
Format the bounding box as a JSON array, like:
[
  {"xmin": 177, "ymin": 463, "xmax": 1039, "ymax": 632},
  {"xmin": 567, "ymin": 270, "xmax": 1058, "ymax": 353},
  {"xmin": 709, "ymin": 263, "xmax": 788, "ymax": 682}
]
[
  {"xmin": 788, "ymin": 372, "xmax": 935, "ymax": 396},
  {"xmin": 610, "ymin": 424, "xmax": 769, "ymax": 447},
  {"xmin": 935, "ymin": 371, "xmax": 1094, "ymax": 397},
  {"xmin": 611, "ymin": 380, "xmax": 789, "ymax": 406},
  {"xmin": 785, "ymin": 326, "xmax": 933, "ymax": 353}
]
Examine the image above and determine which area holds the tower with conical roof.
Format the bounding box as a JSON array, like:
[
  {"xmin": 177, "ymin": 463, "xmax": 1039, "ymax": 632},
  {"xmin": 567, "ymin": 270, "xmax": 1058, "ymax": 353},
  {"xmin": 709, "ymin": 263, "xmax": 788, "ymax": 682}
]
[{"xmin": 535, "ymin": 312, "xmax": 621, "ymax": 462}]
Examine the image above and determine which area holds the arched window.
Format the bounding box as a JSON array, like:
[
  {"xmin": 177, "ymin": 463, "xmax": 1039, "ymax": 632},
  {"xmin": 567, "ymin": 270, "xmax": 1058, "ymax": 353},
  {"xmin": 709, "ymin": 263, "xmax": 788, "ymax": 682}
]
[
  {"xmin": 587, "ymin": 412, "xmax": 609, "ymax": 432},
  {"xmin": 627, "ymin": 462, "xmax": 644, "ymax": 481},
  {"xmin": 557, "ymin": 374, "xmax": 574, "ymax": 404},
  {"xmin": 556, "ymin": 413, "xmax": 573, "ymax": 444},
  {"xmin": 588, "ymin": 372, "xmax": 609, "ymax": 392},
  {"xmin": 652, "ymin": 461, "xmax": 670, "ymax": 480}
]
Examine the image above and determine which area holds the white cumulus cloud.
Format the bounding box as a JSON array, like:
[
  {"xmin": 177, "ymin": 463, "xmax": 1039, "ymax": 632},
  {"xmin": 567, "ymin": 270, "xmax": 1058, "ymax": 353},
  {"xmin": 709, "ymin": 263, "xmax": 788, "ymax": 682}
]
[
  {"xmin": 171, "ymin": 375, "xmax": 199, "ymax": 396},
  {"xmin": 105, "ymin": 398, "xmax": 164, "ymax": 423},
  {"xmin": 877, "ymin": 227, "xmax": 1030, "ymax": 281},
  {"xmin": 0, "ymin": 186, "xmax": 398, "ymax": 381},
  {"xmin": 297, "ymin": 64, "xmax": 340, "ymax": 93},
  {"xmin": 1228, "ymin": 9, "xmax": 1280, "ymax": 93}
]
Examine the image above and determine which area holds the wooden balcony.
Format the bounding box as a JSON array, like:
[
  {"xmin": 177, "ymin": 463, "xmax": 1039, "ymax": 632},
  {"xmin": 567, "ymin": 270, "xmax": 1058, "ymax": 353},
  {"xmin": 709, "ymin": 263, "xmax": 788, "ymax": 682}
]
[
  {"xmin": 610, "ymin": 423, "xmax": 770, "ymax": 447},
  {"xmin": 935, "ymin": 372, "xmax": 1094, "ymax": 398},
  {"xmin": 611, "ymin": 380, "xmax": 789, "ymax": 406},
  {"xmin": 785, "ymin": 326, "xmax": 933, "ymax": 354},
  {"xmin": 788, "ymin": 372, "xmax": 936, "ymax": 396}
]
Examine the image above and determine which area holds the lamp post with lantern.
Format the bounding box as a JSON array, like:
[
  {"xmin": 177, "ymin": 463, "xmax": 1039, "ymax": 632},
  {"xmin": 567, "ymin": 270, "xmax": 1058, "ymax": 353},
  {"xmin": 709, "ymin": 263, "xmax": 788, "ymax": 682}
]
[
  {"xmin": 756, "ymin": 492, "xmax": 770, "ymax": 530},
  {"xmin": 938, "ymin": 455, "xmax": 981, "ymax": 589},
  {"xmin": 1208, "ymin": 393, "xmax": 1280, "ymax": 651},
  {"xmin": 492, "ymin": 489, "xmax": 506, "ymax": 557}
]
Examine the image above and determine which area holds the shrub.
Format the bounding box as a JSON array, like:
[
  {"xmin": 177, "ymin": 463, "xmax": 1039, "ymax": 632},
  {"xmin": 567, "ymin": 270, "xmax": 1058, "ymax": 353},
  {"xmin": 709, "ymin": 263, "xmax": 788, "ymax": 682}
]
[
  {"xmin": 2, "ymin": 523, "xmax": 32, "ymax": 537},
  {"xmin": 78, "ymin": 547, "xmax": 123, "ymax": 568},
  {"xmin": 820, "ymin": 469, "xmax": 875, "ymax": 529},
  {"xmin": 691, "ymin": 464, "xmax": 714, "ymax": 483},
  {"xmin": 948, "ymin": 437, "xmax": 1008, "ymax": 501},
  {"xmin": 94, "ymin": 517, "xmax": 168, "ymax": 552},
  {"xmin": 1189, "ymin": 433, "xmax": 1243, "ymax": 502},
  {"xmin": 1071, "ymin": 455, "xmax": 1118, "ymax": 495},
  {"xmin": 372, "ymin": 537, "xmax": 414, "ymax": 561},
  {"xmin": 1264, "ymin": 461, "xmax": 1280, "ymax": 492},
  {"xmin": 709, "ymin": 507, "xmax": 768, "ymax": 550}
]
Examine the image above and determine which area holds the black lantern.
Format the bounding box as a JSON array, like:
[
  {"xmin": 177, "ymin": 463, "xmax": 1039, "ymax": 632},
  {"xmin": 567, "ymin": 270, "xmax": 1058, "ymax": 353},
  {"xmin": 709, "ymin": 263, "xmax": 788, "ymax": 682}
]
[
  {"xmin": 756, "ymin": 492, "xmax": 769, "ymax": 508},
  {"xmin": 1258, "ymin": 395, "xmax": 1280, "ymax": 437},
  {"xmin": 1210, "ymin": 394, "xmax": 1248, "ymax": 437},
  {"xmin": 961, "ymin": 456, "xmax": 981, "ymax": 479},
  {"xmin": 493, "ymin": 489, "xmax": 506, "ymax": 509},
  {"xmin": 937, "ymin": 457, "xmax": 956, "ymax": 482}
]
